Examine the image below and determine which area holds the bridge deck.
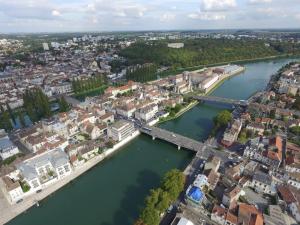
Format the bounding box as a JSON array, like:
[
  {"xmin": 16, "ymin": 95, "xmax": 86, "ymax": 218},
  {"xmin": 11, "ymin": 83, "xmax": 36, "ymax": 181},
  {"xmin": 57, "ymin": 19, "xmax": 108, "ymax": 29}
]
[
  {"xmin": 140, "ymin": 126, "xmax": 204, "ymax": 152},
  {"xmin": 194, "ymin": 95, "xmax": 248, "ymax": 106}
]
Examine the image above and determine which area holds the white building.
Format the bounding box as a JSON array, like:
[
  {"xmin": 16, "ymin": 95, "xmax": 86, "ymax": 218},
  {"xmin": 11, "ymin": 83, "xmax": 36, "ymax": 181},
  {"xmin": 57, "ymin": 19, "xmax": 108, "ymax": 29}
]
[
  {"xmin": 289, "ymin": 202, "xmax": 300, "ymax": 223},
  {"xmin": 199, "ymin": 74, "xmax": 219, "ymax": 92},
  {"xmin": 167, "ymin": 43, "xmax": 184, "ymax": 49},
  {"xmin": 2, "ymin": 176, "xmax": 24, "ymax": 203},
  {"xmin": 0, "ymin": 130, "xmax": 19, "ymax": 160},
  {"xmin": 42, "ymin": 42, "xmax": 49, "ymax": 51},
  {"xmin": 16, "ymin": 148, "xmax": 72, "ymax": 191},
  {"xmin": 135, "ymin": 104, "xmax": 158, "ymax": 122},
  {"xmin": 108, "ymin": 120, "xmax": 135, "ymax": 142}
]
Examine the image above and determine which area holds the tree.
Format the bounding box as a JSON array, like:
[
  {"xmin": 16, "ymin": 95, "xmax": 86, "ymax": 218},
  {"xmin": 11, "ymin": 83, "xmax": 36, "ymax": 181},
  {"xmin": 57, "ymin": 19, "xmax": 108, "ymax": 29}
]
[
  {"xmin": 140, "ymin": 206, "xmax": 160, "ymax": 225},
  {"xmin": 58, "ymin": 97, "xmax": 70, "ymax": 112},
  {"xmin": 161, "ymin": 169, "xmax": 185, "ymax": 201},
  {"xmin": 6, "ymin": 102, "xmax": 16, "ymax": 125},
  {"xmin": 293, "ymin": 96, "xmax": 300, "ymax": 110},
  {"xmin": 22, "ymin": 88, "xmax": 52, "ymax": 121},
  {"xmin": 137, "ymin": 169, "xmax": 185, "ymax": 225},
  {"xmin": 0, "ymin": 110, "xmax": 13, "ymax": 132},
  {"xmin": 133, "ymin": 219, "xmax": 147, "ymax": 225},
  {"xmin": 213, "ymin": 110, "xmax": 232, "ymax": 128},
  {"xmin": 18, "ymin": 111, "xmax": 26, "ymax": 128}
]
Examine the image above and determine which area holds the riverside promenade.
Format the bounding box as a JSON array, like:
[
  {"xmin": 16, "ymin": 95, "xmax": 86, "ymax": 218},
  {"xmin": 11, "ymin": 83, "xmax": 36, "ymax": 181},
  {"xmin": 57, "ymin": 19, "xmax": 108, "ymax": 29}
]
[{"xmin": 0, "ymin": 131, "xmax": 140, "ymax": 225}]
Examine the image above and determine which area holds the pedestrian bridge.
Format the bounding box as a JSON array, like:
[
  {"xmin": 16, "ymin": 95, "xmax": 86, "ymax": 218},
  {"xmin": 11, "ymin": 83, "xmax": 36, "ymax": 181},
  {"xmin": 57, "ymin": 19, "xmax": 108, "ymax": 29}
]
[
  {"xmin": 140, "ymin": 126, "xmax": 205, "ymax": 152},
  {"xmin": 193, "ymin": 95, "xmax": 248, "ymax": 107}
]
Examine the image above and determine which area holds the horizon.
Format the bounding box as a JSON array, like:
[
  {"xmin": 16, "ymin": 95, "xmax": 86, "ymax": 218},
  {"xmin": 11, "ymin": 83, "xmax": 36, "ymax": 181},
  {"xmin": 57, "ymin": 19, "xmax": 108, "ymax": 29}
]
[{"xmin": 0, "ymin": 0, "xmax": 299, "ymax": 33}]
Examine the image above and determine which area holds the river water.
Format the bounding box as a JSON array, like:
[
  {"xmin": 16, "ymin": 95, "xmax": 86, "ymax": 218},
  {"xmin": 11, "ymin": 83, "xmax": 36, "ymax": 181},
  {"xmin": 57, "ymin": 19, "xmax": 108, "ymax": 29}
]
[{"xmin": 7, "ymin": 57, "xmax": 299, "ymax": 225}]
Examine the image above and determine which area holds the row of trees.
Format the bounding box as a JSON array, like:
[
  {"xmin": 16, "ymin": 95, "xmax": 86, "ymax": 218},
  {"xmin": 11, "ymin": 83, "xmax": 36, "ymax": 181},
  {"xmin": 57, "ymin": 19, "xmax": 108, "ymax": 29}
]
[
  {"xmin": 126, "ymin": 64, "xmax": 158, "ymax": 83},
  {"xmin": 23, "ymin": 88, "xmax": 52, "ymax": 123},
  {"xmin": 71, "ymin": 75, "xmax": 106, "ymax": 94},
  {"xmin": 0, "ymin": 105, "xmax": 13, "ymax": 132},
  {"xmin": 135, "ymin": 169, "xmax": 185, "ymax": 225}
]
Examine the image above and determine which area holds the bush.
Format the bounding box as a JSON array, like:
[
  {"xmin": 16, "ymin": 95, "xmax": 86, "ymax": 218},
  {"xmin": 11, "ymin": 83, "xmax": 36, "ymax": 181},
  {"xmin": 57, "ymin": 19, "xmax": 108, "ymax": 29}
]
[{"xmin": 20, "ymin": 181, "xmax": 31, "ymax": 193}]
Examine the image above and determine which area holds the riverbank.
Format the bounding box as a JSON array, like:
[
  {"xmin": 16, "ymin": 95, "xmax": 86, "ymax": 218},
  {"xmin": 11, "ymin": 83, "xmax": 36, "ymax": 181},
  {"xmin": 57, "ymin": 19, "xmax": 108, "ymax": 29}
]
[
  {"xmin": 158, "ymin": 66, "xmax": 245, "ymax": 124},
  {"xmin": 159, "ymin": 53, "xmax": 300, "ymax": 78},
  {"xmin": 157, "ymin": 100, "xmax": 199, "ymax": 124},
  {"xmin": 0, "ymin": 130, "xmax": 140, "ymax": 225}
]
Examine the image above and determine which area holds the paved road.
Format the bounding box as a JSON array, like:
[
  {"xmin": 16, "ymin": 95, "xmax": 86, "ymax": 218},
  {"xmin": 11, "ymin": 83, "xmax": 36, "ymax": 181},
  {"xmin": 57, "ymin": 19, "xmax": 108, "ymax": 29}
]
[
  {"xmin": 194, "ymin": 95, "xmax": 248, "ymax": 107},
  {"xmin": 140, "ymin": 126, "xmax": 205, "ymax": 152}
]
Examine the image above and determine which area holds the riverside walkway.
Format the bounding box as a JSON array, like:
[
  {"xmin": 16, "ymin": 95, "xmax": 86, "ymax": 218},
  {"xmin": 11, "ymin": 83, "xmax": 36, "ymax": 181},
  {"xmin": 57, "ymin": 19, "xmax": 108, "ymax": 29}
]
[
  {"xmin": 194, "ymin": 95, "xmax": 248, "ymax": 107},
  {"xmin": 140, "ymin": 126, "xmax": 205, "ymax": 152}
]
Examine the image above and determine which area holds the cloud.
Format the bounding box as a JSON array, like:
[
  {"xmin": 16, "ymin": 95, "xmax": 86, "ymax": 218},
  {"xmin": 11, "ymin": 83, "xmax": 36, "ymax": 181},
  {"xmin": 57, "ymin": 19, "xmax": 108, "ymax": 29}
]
[
  {"xmin": 248, "ymin": 0, "xmax": 272, "ymax": 4},
  {"xmin": 160, "ymin": 13, "xmax": 176, "ymax": 22},
  {"xmin": 52, "ymin": 10, "xmax": 61, "ymax": 17},
  {"xmin": 188, "ymin": 12, "xmax": 226, "ymax": 20},
  {"xmin": 200, "ymin": 0, "xmax": 236, "ymax": 11}
]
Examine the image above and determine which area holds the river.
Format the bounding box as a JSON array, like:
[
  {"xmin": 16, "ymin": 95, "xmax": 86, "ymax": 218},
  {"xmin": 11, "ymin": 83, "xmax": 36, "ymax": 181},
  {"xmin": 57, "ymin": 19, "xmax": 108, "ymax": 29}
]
[{"xmin": 7, "ymin": 57, "xmax": 299, "ymax": 225}]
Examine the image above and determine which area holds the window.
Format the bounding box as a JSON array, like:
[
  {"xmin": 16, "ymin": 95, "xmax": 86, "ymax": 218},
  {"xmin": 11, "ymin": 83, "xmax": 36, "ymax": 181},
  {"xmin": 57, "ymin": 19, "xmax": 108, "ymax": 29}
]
[
  {"xmin": 64, "ymin": 165, "xmax": 70, "ymax": 172},
  {"xmin": 32, "ymin": 180, "xmax": 39, "ymax": 188},
  {"xmin": 58, "ymin": 167, "xmax": 64, "ymax": 176}
]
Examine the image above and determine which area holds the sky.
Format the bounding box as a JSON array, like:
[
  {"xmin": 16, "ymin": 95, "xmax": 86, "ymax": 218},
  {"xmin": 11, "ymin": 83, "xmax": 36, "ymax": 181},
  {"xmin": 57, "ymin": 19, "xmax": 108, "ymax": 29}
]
[{"xmin": 0, "ymin": 0, "xmax": 300, "ymax": 33}]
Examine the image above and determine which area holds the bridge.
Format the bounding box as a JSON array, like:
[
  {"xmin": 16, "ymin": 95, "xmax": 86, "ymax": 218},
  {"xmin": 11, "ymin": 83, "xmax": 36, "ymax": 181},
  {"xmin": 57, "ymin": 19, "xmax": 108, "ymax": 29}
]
[
  {"xmin": 193, "ymin": 95, "xmax": 248, "ymax": 107},
  {"xmin": 140, "ymin": 126, "xmax": 205, "ymax": 152}
]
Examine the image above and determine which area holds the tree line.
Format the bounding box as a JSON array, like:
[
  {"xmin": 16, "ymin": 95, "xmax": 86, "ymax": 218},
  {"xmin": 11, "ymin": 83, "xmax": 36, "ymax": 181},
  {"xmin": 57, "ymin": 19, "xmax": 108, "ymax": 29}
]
[
  {"xmin": 23, "ymin": 88, "xmax": 52, "ymax": 123},
  {"xmin": 120, "ymin": 39, "xmax": 300, "ymax": 82},
  {"xmin": 71, "ymin": 75, "xmax": 106, "ymax": 94},
  {"xmin": 126, "ymin": 64, "xmax": 158, "ymax": 83},
  {"xmin": 134, "ymin": 169, "xmax": 185, "ymax": 225}
]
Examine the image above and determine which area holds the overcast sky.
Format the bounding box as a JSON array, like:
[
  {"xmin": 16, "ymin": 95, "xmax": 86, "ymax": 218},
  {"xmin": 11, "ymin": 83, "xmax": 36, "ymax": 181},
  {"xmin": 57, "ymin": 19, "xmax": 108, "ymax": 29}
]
[{"xmin": 0, "ymin": 0, "xmax": 299, "ymax": 33}]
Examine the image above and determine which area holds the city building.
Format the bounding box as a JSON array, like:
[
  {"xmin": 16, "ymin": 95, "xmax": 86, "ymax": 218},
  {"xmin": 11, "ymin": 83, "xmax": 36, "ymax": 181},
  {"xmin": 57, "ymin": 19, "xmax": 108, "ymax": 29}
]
[
  {"xmin": 0, "ymin": 130, "xmax": 19, "ymax": 160},
  {"xmin": 108, "ymin": 120, "xmax": 135, "ymax": 142}
]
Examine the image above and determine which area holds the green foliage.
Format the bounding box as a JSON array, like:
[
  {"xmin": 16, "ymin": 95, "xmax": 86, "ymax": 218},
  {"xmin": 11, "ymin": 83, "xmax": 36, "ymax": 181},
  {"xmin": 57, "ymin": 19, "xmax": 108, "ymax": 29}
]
[
  {"xmin": 137, "ymin": 169, "xmax": 185, "ymax": 225},
  {"xmin": 238, "ymin": 129, "xmax": 248, "ymax": 144},
  {"xmin": 20, "ymin": 181, "xmax": 31, "ymax": 193},
  {"xmin": 18, "ymin": 111, "xmax": 26, "ymax": 128},
  {"xmin": 106, "ymin": 140, "xmax": 115, "ymax": 148},
  {"xmin": 213, "ymin": 110, "xmax": 232, "ymax": 129},
  {"xmin": 290, "ymin": 126, "xmax": 300, "ymax": 136},
  {"xmin": 72, "ymin": 75, "xmax": 106, "ymax": 94},
  {"xmin": 58, "ymin": 97, "xmax": 70, "ymax": 112},
  {"xmin": 121, "ymin": 38, "xmax": 299, "ymax": 68},
  {"xmin": 22, "ymin": 88, "xmax": 52, "ymax": 122},
  {"xmin": 126, "ymin": 64, "xmax": 158, "ymax": 83},
  {"xmin": 5, "ymin": 102, "xmax": 15, "ymax": 125},
  {"xmin": 293, "ymin": 96, "xmax": 300, "ymax": 110},
  {"xmin": 2, "ymin": 155, "xmax": 17, "ymax": 165},
  {"xmin": 0, "ymin": 107, "xmax": 13, "ymax": 132}
]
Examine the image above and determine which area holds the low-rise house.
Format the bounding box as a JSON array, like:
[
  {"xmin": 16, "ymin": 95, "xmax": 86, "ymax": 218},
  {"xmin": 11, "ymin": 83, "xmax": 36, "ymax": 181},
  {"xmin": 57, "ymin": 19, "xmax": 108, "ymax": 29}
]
[
  {"xmin": 116, "ymin": 103, "xmax": 136, "ymax": 118},
  {"xmin": 185, "ymin": 185, "xmax": 205, "ymax": 208},
  {"xmin": 2, "ymin": 176, "xmax": 23, "ymax": 203},
  {"xmin": 263, "ymin": 205, "xmax": 287, "ymax": 225},
  {"xmin": 250, "ymin": 171, "xmax": 276, "ymax": 195},
  {"xmin": 99, "ymin": 112, "xmax": 114, "ymax": 124},
  {"xmin": 222, "ymin": 186, "xmax": 242, "ymax": 207},
  {"xmin": 193, "ymin": 174, "xmax": 208, "ymax": 189},
  {"xmin": 211, "ymin": 205, "xmax": 227, "ymax": 225},
  {"xmin": 81, "ymin": 122, "xmax": 107, "ymax": 140},
  {"xmin": 135, "ymin": 103, "xmax": 158, "ymax": 122},
  {"xmin": 237, "ymin": 203, "xmax": 264, "ymax": 225},
  {"xmin": 246, "ymin": 123, "xmax": 265, "ymax": 136},
  {"xmin": 222, "ymin": 119, "xmax": 242, "ymax": 147},
  {"xmin": 244, "ymin": 136, "xmax": 283, "ymax": 168},
  {"xmin": 0, "ymin": 131, "xmax": 19, "ymax": 160}
]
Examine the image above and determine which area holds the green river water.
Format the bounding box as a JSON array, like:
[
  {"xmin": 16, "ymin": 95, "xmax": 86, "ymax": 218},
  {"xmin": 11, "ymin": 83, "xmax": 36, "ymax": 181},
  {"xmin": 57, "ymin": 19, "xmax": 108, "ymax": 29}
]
[{"xmin": 7, "ymin": 57, "xmax": 299, "ymax": 225}]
